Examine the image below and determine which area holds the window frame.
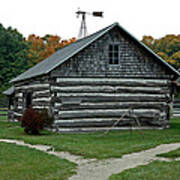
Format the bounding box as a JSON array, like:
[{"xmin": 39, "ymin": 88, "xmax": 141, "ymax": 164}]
[{"xmin": 108, "ymin": 43, "xmax": 120, "ymax": 65}]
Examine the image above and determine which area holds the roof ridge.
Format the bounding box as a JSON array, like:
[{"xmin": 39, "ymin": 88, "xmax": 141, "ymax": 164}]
[{"xmin": 75, "ymin": 22, "xmax": 117, "ymax": 42}]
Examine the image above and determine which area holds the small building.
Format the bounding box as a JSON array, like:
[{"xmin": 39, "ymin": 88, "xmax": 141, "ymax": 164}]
[{"xmin": 3, "ymin": 22, "xmax": 180, "ymax": 132}]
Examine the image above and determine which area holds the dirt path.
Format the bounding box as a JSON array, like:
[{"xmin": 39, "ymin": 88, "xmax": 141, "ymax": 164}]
[{"xmin": 1, "ymin": 139, "xmax": 180, "ymax": 180}]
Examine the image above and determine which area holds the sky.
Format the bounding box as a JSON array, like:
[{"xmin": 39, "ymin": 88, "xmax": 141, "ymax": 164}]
[{"xmin": 0, "ymin": 0, "xmax": 180, "ymax": 40}]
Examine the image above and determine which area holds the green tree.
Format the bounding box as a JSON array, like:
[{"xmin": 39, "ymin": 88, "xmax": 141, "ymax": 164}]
[{"xmin": 0, "ymin": 24, "xmax": 29, "ymax": 105}]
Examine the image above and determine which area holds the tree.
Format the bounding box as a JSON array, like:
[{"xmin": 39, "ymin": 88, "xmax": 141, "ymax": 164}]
[
  {"xmin": 142, "ymin": 34, "xmax": 180, "ymax": 68},
  {"xmin": 0, "ymin": 24, "xmax": 76, "ymax": 106},
  {"xmin": 27, "ymin": 34, "xmax": 76, "ymax": 66},
  {"xmin": 0, "ymin": 24, "xmax": 29, "ymax": 93}
]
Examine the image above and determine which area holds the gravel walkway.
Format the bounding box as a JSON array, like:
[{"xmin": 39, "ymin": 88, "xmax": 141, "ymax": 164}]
[{"xmin": 1, "ymin": 139, "xmax": 180, "ymax": 180}]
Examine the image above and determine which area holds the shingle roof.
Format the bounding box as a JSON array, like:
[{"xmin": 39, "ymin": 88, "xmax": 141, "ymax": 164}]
[
  {"xmin": 11, "ymin": 22, "xmax": 180, "ymax": 83},
  {"xmin": 2, "ymin": 86, "xmax": 15, "ymax": 96},
  {"xmin": 10, "ymin": 23, "xmax": 117, "ymax": 83}
]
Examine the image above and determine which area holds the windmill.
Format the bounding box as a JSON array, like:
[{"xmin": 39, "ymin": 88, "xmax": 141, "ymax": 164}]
[{"xmin": 76, "ymin": 8, "xmax": 103, "ymax": 38}]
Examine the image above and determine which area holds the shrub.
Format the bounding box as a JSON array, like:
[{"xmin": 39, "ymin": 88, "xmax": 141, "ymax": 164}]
[{"xmin": 21, "ymin": 108, "xmax": 44, "ymax": 135}]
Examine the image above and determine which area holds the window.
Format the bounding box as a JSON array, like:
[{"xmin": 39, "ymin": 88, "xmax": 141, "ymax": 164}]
[{"xmin": 108, "ymin": 44, "xmax": 120, "ymax": 65}]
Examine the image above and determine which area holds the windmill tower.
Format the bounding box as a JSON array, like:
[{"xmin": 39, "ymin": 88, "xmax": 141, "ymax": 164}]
[{"xmin": 76, "ymin": 9, "xmax": 103, "ymax": 38}]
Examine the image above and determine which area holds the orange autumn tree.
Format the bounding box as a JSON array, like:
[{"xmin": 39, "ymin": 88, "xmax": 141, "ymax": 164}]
[
  {"xmin": 142, "ymin": 35, "xmax": 180, "ymax": 68},
  {"xmin": 27, "ymin": 34, "xmax": 76, "ymax": 67}
]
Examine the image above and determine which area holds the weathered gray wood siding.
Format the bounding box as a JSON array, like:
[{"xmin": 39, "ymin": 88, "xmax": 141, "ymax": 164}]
[
  {"xmin": 51, "ymin": 27, "xmax": 173, "ymax": 79},
  {"xmin": 13, "ymin": 75, "xmax": 51, "ymax": 119}
]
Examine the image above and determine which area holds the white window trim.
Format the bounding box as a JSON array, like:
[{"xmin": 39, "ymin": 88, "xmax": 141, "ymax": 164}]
[{"xmin": 108, "ymin": 43, "xmax": 120, "ymax": 65}]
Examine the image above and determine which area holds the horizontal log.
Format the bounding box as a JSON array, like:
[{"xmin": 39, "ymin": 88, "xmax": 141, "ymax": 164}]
[
  {"xmin": 13, "ymin": 112, "xmax": 22, "ymax": 116},
  {"xmin": 16, "ymin": 98, "xmax": 23, "ymax": 103},
  {"xmin": 16, "ymin": 88, "xmax": 50, "ymax": 93},
  {"xmin": 55, "ymin": 102, "xmax": 167, "ymax": 107},
  {"xmin": 54, "ymin": 102, "xmax": 167, "ymax": 111},
  {"xmin": 51, "ymin": 85, "xmax": 169, "ymax": 94},
  {"xmin": 53, "ymin": 126, "xmax": 168, "ymax": 133},
  {"xmin": 33, "ymin": 90, "xmax": 50, "ymax": 96},
  {"xmin": 57, "ymin": 93, "xmax": 168, "ymax": 98},
  {"xmin": 15, "ymin": 84, "xmax": 50, "ymax": 90},
  {"xmin": 57, "ymin": 109, "xmax": 161, "ymax": 119},
  {"xmin": 33, "ymin": 97, "xmax": 51, "ymax": 102},
  {"xmin": 17, "ymin": 106, "xmax": 23, "ymax": 109},
  {"xmin": 32, "ymin": 93, "xmax": 51, "ymax": 98},
  {"xmin": 33, "ymin": 106, "xmax": 49, "ymax": 109},
  {"xmin": 55, "ymin": 78, "xmax": 171, "ymax": 87},
  {"xmin": 53, "ymin": 95, "xmax": 170, "ymax": 103},
  {"xmin": 32, "ymin": 102, "xmax": 50, "ymax": 106},
  {"xmin": 53, "ymin": 118, "xmax": 169, "ymax": 127},
  {"xmin": 56, "ymin": 93, "xmax": 170, "ymax": 102},
  {"xmin": 53, "ymin": 118, "xmax": 150, "ymax": 127},
  {"xmin": 15, "ymin": 93, "xmax": 23, "ymax": 98}
]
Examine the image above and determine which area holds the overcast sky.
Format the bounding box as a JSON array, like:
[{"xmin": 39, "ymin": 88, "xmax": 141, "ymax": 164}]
[{"xmin": 0, "ymin": 0, "xmax": 180, "ymax": 40}]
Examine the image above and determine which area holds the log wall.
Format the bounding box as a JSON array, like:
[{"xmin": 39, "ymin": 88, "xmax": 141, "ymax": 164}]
[
  {"xmin": 13, "ymin": 75, "xmax": 52, "ymax": 119},
  {"xmin": 51, "ymin": 78, "xmax": 173, "ymax": 128}
]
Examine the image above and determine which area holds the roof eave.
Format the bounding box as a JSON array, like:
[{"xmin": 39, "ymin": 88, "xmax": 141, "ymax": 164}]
[{"xmin": 10, "ymin": 72, "xmax": 47, "ymax": 83}]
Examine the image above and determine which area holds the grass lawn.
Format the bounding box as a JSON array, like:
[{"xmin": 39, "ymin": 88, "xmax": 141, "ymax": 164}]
[
  {"xmin": 0, "ymin": 118, "xmax": 180, "ymax": 159},
  {"xmin": 157, "ymin": 148, "xmax": 180, "ymax": 159},
  {"xmin": 109, "ymin": 161, "xmax": 180, "ymax": 180},
  {"xmin": 0, "ymin": 110, "xmax": 7, "ymax": 121},
  {"xmin": 0, "ymin": 142, "xmax": 76, "ymax": 180}
]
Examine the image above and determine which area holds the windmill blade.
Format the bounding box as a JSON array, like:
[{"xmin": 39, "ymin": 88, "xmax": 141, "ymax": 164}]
[{"xmin": 92, "ymin": 11, "xmax": 103, "ymax": 17}]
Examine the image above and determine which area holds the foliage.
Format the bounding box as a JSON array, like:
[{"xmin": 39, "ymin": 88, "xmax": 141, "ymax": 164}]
[
  {"xmin": 142, "ymin": 34, "xmax": 180, "ymax": 68},
  {"xmin": 0, "ymin": 94, "xmax": 8, "ymax": 107},
  {"xmin": 26, "ymin": 34, "xmax": 76, "ymax": 66},
  {"xmin": 0, "ymin": 142, "xmax": 76, "ymax": 180},
  {"xmin": 21, "ymin": 108, "xmax": 44, "ymax": 135},
  {"xmin": 0, "ymin": 24, "xmax": 29, "ymax": 101}
]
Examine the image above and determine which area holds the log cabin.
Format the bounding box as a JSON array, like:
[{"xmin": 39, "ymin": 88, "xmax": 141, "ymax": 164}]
[{"xmin": 3, "ymin": 22, "xmax": 180, "ymax": 132}]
